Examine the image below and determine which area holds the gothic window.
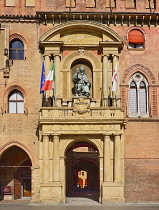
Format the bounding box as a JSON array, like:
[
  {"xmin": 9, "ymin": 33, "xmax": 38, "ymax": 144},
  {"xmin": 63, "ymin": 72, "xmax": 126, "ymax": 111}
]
[
  {"xmin": 9, "ymin": 39, "xmax": 24, "ymax": 60},
  {"xmin": 106, "ymin": 0, "xmax": 115, "ymax": 8},
  {"xmin": 8, "ymin": 90, "xmax": 24, "ymax": 113},
  {"xmin": 128, "ymin": 30, "xmax": 144, "ymax": 49},
  {"xmin": 129, "ymin": 73, "xmax": 148, "ymax": 117}
]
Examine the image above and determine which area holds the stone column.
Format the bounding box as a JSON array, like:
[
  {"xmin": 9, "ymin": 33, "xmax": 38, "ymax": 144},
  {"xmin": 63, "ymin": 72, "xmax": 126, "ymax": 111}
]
[
  {"xmin": 103, "ymin": 134, "xmax": 111, "ymax": 182},
  {"xmin": 114, "ymin": 134, "xmax": 121, "ymax": 183},
  {"xmin": 68, "ymin": 69, "xmax": 72, "ymax": 100},
  {"xmin": 102, "ymin": 55, "xmax": 109, "ymax": 106},
  {"xmin": 55, "ymin": 54, "xmax": 61, "ymax": 99},
  {"xmin": 49, "ymin": 136, "xmax": 53, "ymax": 182},
  {"xmin": 44, "ymin": 54, "xmax": 51, "ymax": 75},
  {"xmin": 53, "ymin": 135, "xmax": 60, "ymax": 182},
  {"xmin": 39, "ymin": 136, "xmax": 43, "ymax": 183},
  {"xmin": 42, "ymin": 135, "xmax": 50, "ymax": 183}
]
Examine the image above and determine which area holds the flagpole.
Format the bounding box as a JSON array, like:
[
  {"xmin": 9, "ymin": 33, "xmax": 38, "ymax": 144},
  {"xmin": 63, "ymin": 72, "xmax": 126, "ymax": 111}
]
[
  {"xmin": 116, "ymin": 56, "xmax": 118, "ymax": 107},
  {"xmin": 53, "ymin": 57, "xmax": 56, "ymax": 107}
]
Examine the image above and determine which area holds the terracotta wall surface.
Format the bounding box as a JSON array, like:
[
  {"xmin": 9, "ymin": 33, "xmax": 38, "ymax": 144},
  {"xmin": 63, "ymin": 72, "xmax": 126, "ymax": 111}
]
[{"xmin": 0, "ymin": 0, "xmax": 159, "ymax": 15}]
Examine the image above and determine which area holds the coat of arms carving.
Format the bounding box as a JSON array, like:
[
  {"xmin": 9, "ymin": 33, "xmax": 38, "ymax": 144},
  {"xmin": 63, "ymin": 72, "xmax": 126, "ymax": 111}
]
[{"xmin": 73, "ymin": 98, "xmax": 90, "ymax": 118}]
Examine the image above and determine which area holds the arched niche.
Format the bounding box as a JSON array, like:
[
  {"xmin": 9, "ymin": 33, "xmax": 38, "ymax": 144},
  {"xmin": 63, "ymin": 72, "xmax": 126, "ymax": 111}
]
[
  {"xmin": 61, "ymin": 51, "xmax": 101, "ymax": 101},
  {"xmin": 71, "ymin": 58, "xmax": 93, "ymax": 97}
]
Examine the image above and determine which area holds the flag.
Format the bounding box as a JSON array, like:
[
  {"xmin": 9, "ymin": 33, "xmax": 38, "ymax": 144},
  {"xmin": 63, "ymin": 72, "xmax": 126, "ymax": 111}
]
[
  {"xmin": 40, "ymin": 61, "xmax": 45, "ymax": 94},
  {"xmin": 41, "ymin": 63, "xmax": 55, "ymax": 91},
  {"xmin": 112, "ymin": 64, "xmax": 118, "ymax": 92}
]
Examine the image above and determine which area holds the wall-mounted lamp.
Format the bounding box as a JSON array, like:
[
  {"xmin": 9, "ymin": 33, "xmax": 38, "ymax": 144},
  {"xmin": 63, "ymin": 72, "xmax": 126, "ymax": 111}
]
[{"xmin": 4, "ymin": 48, "xmax": 13, "ymax": 68}]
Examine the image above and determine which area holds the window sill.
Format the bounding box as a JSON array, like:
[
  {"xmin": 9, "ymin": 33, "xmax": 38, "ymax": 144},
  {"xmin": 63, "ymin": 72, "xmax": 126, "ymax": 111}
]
[
  {"xmin": 127, "ymin": 47, "xmax": 145, "ymax": 51},
  {"xmin": 128, "ymin": 113, "xmax": 149, "ymax": 118}
]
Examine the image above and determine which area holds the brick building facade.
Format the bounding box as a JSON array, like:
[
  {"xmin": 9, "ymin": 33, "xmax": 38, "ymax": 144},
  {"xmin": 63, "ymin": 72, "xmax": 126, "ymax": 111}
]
[{"xmin": 0, "ymin": 0, "xmax": 159, "ymax": 204}]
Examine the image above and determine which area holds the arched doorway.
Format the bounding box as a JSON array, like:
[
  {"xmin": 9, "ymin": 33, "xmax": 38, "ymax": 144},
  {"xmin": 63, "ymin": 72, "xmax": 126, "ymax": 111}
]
[
  {"xmin": 0, "ymin": 146, "xmax": 32, "ymax": 200},
  {"xmin": 66, "ymin": 141, "xmax": 99, "ymax": 201}
]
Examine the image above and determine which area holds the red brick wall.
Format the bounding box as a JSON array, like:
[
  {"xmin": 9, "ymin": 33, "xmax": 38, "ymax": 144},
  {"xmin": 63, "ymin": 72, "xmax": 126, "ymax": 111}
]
[
  {"xmin": 1, "ymin": 0, "xmax": 159, "ymax": 16},
  {"xmin": 125, "ymin": 121, "xmax": 159, "ymax": 202},
  {"xmin": 125, "ymin": 159, "xmax": 159, "ymax": 202}
]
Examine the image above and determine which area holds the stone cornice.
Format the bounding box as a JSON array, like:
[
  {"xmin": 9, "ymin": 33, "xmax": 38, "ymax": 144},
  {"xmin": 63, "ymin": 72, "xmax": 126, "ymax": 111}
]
[
  {"xmin": 0, "ymin": 12, "xmax": 158, "ymax": 26},
  {"xmin": 36, "ymin": 11, "xmax": 159, "ymax": 27},
  {"xmin": 0, "ymin": 14, "xmax": 40, "ymax": 23}
]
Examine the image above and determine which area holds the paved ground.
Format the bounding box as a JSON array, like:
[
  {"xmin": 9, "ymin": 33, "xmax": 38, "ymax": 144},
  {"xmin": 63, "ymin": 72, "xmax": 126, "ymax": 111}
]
[{"xmin": 0, "ymin": 198, "xmax": 159, "ymax": 210}]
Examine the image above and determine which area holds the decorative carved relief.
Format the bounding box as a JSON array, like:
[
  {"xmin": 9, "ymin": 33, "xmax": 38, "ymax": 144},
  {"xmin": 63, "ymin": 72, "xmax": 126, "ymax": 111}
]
[
  {"xmin": 78, "ymin": 48, "xmax": 85, "ymax": 56},
  {"xmin": 73, "ymin": 97, "xmax": 90, "ymax": 118},
  {"xmin": 121, "ymin": 64, "xmax": 156, "ymax": 85}
]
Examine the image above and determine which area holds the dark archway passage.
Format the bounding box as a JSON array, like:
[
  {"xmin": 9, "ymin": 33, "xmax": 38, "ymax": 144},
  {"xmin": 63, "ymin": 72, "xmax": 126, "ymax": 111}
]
[
  {"xmin": 66, "ymin": 141, "xmax": 99, "ymax": 202},
  {"xmin": 0, "ymin": 146, "xmax": 32, "ymax": 200}
]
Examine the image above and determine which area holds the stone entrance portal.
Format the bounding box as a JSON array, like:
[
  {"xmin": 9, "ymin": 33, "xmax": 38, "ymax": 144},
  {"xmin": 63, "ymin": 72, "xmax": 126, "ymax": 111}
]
[
  {"xmin": 39, "ymin": 97, "xmax": 125, "ymax": 204},
  {"xmin": 38, "ymin": 21, "xmax": 125, "ymax": 204},
  {"xmin": 66, "ymin": 141, "xmax": 99, "ymax": 201}
]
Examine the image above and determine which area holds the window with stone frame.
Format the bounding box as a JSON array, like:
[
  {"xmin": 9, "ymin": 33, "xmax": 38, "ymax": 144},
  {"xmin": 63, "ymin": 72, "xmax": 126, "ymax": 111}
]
[
  {"xmin": 129, "ymin": 73, "xmax": 149, "ymax": 117},
  {"xmin": 5, "ymin": 0, "xmax": 15, "ymax": 6},
  {"xmin": 126, "ymin": 0, "xmax": 136, "ymax": 8},
  {"xmin": 65, "ymin": 0, "xmax": 76, "ymax": 7},
  {"xmin": 106, "ymin": 0, "xmax": 116, "ymax": 8},
  {"xmin": 9, "ymin": 38, "xmax": 24, "ymax": 60},
  {"xmin": 26, "ymin": 0, "xmax": 35, "ymax": 7},
  {"xmin": 86, "ymin": 0, "xmax": 96, "ymax": 8},
  {"xmin": 8, "ymin": 90, "xmax": 24, "ymax": 113},
  {"xmin": 146, "ymin": 0, "xmax": 156, "ymax": 9}
]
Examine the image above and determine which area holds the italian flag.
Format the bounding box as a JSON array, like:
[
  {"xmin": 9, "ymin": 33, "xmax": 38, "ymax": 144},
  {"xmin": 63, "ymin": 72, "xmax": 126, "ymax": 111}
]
[{"xmin": 41, "ymin": 63, "xmax": 55, "ymax": 91}]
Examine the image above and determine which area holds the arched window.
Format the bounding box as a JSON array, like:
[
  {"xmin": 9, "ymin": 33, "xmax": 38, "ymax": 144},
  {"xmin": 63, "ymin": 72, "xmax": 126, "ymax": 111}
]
[
  {"xmin": 8, "ymin": 90, "xmax": 24, "ymax": 113},
  {"xmin": 9, "ymin": 38, "xmax": 24, "ymax": 60},
  {"xmin": 129, "ymin": 73, "xmax": 148, "ymax": 117},
  {"xmin": 128, "ymin": 30, "xmax": 144, "ymax": 49}
]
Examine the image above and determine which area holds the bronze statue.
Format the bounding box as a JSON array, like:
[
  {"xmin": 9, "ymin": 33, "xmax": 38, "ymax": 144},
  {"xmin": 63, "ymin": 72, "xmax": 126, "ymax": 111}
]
[{"xmin": 72, "ymin": 65, "xmax": 91, "ymax": 97}]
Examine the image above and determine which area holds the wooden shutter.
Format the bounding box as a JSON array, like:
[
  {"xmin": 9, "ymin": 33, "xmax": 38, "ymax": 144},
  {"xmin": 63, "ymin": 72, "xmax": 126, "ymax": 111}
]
[
  {"xmin": 66, "ymin": 0, "xmax": 76, "ymax": 7},
  {"xmin": 139, "ymin": 82, "xmax": 147, "ymax": 113},
  {"xmin": 129, "ymin": 87, "xmax": 137, "ymax": 113},
  {"xmin": 126, "ymin": 0, "xmax": 135, "ymax": 8}
]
